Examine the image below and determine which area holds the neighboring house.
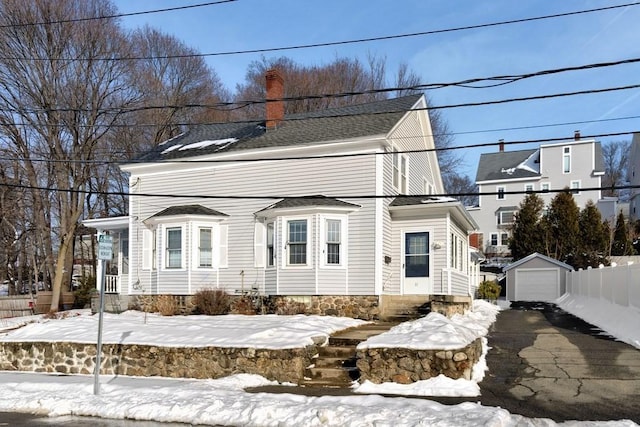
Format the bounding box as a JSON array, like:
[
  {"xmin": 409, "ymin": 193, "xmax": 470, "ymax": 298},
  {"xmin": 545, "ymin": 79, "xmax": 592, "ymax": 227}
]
[
  {"xmin": 84, "ymin": 70, "xmax": 479, "ymax": 318},
  {"xmin": 468, "ymin": 132, "xmax": 604, "ymax": 265},
  {"xmin": 629, "ymin": 132, "xmax": 640, "ymax": 223},
  {"xmin": 503, "ymin": 252, "xmax": 573, "ymax": 302}
]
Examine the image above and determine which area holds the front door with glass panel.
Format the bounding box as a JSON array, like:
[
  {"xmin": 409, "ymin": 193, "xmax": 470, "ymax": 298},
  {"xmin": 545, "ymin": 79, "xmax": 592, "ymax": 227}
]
[{"xmin": 402, "ymin": 231, "xmax": 431, "ymax": 294}]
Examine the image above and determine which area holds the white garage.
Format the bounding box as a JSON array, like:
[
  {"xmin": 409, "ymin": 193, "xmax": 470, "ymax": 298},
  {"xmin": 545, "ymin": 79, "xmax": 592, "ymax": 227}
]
[{"xmin": 504, "ymin": 253, "xmax": 573, "ymax": 302}]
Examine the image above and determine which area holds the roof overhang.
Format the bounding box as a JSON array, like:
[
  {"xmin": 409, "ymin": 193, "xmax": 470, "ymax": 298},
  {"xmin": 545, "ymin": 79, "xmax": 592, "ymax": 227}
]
[
  {"xmin": 144, "ymin": 213, "xmax": 227, "ymax": 226},
  {"xmin": 256, "ymin": 205, "xmax": 359, "ymax": 219},
  {"xmin": 82, "ymin": 216, "xmax": 130, "ymax": 231},
  {"xmin": 389, "ymin": 200, "xmax": 479, "ymax": 232}
]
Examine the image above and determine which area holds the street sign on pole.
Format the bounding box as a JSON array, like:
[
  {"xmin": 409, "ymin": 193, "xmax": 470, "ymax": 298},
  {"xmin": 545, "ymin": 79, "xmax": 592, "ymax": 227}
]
[
  {"xmin": 94, "ymin": 232, "xmax": 110, "ymax": 395},
  {"xmin": 98, "ymin": 234, "xmax": 113, "ymax": 261}
]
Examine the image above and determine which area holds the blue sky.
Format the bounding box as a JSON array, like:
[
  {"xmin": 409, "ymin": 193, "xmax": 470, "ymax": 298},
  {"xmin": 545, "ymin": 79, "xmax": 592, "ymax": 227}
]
[{"xmin": 113, "ymin": 0, "xmax": 640, "ymax": 179}]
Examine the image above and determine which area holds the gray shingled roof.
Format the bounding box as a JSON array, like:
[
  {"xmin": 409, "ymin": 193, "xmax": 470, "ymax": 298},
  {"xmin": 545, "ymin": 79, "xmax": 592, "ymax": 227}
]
[
  {"xmin": 149, "ymin": 205, "xmax": 228, "ymax": 218},
  {"xmin": 389, "ymin": 196, "xmax": 458, "ymax": 207},
  {"xmin": 257, "ymin": 196, "xmax": 360, "ymax": 212},
  {"xmin": 475, "ymin": 149, "xmax": 539, "ymax": 182},
  {"xmin": 135, "ymin": 95, "xmax": 422, "ymax": 162}
]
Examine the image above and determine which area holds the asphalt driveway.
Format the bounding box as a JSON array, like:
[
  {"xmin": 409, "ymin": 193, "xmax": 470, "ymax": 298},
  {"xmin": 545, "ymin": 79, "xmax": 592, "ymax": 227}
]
[{"xmin": 436, "ymin": 302, "xmax": 640, "ymax": 423}]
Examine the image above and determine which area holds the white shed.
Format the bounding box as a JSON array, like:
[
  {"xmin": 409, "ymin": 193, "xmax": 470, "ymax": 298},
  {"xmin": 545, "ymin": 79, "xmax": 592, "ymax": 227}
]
[{"xmin": 503, "ymin": 253, "xmax": 573, "ymax": 302}]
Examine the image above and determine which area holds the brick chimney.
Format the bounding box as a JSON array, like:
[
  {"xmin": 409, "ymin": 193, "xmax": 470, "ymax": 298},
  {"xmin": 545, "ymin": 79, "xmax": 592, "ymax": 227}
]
[
  {"xmin": 498, "ymin": 139, "xmax": 504, "ymax": 152},
  {"xmin": 265, "ymin": 69, "xmax": 284, "ymax": 130},
  {"xmin": 574, "ymin": 130, "xmax": 580, "ymax": 141}
]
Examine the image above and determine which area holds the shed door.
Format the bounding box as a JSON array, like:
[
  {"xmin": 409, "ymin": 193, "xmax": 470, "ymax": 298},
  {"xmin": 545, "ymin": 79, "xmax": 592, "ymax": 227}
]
[{"xmin": 515, "ymin": 268, "xmax": 560, "ymax": 301}]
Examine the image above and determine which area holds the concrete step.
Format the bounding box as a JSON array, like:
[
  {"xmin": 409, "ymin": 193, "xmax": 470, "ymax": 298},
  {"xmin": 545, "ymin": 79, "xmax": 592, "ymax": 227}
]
[
  {"xmin": 304, "ymin": 366, "xmax": 358, "ymax": 386},
  {"xmin": 314, "ymin": 357, "xmax": 349, "ymax": 368},
  {"xmin": 318, "ymin": 345, "xmax": 356, "ymax": 359}
]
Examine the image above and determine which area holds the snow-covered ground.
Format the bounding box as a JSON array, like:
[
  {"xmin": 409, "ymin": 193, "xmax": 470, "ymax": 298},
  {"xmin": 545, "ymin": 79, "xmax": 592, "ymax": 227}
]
[{"xmin": 0, "ymin": 299, "xmax": 638, "ymax": 426}]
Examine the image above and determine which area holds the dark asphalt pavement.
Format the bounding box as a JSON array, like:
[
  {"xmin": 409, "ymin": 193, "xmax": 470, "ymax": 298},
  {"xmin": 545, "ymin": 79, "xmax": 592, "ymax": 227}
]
[{"xmin": 431, "ymin": 302, "xmax": 640, "ymax": 423}]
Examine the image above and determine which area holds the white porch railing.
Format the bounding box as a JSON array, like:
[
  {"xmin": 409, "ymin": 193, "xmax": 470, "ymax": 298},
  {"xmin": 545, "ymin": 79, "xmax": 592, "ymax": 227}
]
[
  {"xmin": 104, "ymin": 275, "xmax": 119, "ymax": 294},
  {"xmin": 566, "ymin": 263, "xmax": 640, "ymax": 309}
]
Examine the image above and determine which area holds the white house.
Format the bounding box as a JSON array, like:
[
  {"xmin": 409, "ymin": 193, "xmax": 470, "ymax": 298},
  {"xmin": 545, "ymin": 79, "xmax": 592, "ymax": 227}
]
[
  {"xmin": 84, "ymin": 70, "xmax": 479, "ymax": 318},
  {"xmin": 468, "ymin": 133, "xmax": 604, "ymax": 265}
]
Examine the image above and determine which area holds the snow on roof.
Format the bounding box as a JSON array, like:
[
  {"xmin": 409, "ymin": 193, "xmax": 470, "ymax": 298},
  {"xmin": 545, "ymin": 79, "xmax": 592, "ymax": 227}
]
[{"xmin": 178, "ymin": 138, "xmax": 238, "ymax": 151}]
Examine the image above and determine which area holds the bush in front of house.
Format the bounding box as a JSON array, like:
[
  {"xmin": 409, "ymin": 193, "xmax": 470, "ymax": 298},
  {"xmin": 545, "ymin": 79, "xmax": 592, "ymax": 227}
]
[
  {"xmin": 193, "ymin": 288, "xmax": 231, "ymax": 315},
  {"xmin": 156, "ymin": 295, "xmax": 180, "ymax": 316},
  {"xmin": 477, "ymin": 280, "xmax": 501, "ymax": 301},
  {"xmin": 230, "ymin": 296, "xmax": 258, "ymax": 315},
  {"xmin": 73, "ymin": 276, "xmax": 96, "ymax": 309}
]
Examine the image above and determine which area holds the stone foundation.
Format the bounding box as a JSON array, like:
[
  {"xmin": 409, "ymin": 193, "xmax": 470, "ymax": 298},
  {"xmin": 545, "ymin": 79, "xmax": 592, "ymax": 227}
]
[
  {"xmin": 267, "ymin": 295, "xmax": 380, "ymax": 320},
  {"xmin": 122, "ymin": 294, "xmax": 380, "ymax": 320},
  {"xmin": 356, "ymin": 338, "xmax": 482, "ymax": 383},
  {"xmin": 0, "ymin": 342, "xmax": 317, "ymax": 383},
  {"xmin": 430, "ymin": 295, "xmax": 472, "ymax": 317}
]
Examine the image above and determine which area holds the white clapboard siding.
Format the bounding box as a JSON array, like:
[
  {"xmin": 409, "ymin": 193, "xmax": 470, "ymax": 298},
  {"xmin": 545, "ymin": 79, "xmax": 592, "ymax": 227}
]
[
  {"xmin": 129, "ymin": 153, "xmax": 377, "ymax": 295},
  {"xmin": 390, "ymin": 216, "xmax": 448, "ymax": 295}
]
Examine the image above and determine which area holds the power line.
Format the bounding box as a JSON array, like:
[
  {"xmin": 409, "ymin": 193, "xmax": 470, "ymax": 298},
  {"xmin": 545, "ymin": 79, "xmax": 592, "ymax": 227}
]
[
  {"xmin": 4, "ymin": 2, "xmax": 635, "ymax": 61},
  {"xmin": 0, "ymin": 131, "xmax": 634, "ymax": 166},
  {"xmin": 0, "ymin": 1, "xmax": 237, "ymax": 29},
  {"xmin": 0, "ymin": 180, "xmax": 635, "ymax": 201},
  {"xmin": 1, "ymin": 74, "xmax": 638, "ymax": 115}
]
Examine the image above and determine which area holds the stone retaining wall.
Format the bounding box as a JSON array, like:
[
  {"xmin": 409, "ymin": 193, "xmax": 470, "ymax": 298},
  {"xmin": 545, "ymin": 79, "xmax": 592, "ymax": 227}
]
[
  {"xmin": 356, "ymin": 338, "xmax": 482, "ymax": 383},
  {"xmin": 124, "ymin": 294, "xmax": 380, "ymax": 320},
  {"xmin": 0, "ymin": 342, "xmax": 317, "ymax": 383}
]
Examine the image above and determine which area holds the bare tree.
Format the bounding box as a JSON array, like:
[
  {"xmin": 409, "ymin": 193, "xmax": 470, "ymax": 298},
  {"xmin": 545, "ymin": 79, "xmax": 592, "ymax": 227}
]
[
  {"xmin": 0, "ymin": 0, "xmax": 135, "ymax": 311},
  {"xmin": 602, "ymin": 140, "xmax": 630, "ymax": 199},
  {"xmin": 234, "ymin": 56, "xmax": 465, "ymax": 191},
  {"xmin": 84, "ymin": 27, "xmax": 232, "ymax": 221}
]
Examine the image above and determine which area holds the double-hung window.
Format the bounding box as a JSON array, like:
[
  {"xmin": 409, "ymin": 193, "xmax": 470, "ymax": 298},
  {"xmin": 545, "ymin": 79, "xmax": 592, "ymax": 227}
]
[
  {"xmin": 326, "ymin": 219, "xmax": 341, "ymax": 265},
  {"xmin": 563, "ymin": 146, "xmax": 571, "ymax": 173},
  {"xmin": 497, "ymin": 210, "xmax": 515, "ymax": 226},
  {"xmin": 166, "ymin": 227, "xmax": 182, "ymax": 269},
  {"xmin": 570, "ymin": 180, "xmax": 581, "ymax": 194},
  {"xmin": 392, "ymin": 144, "xmax": 408, "ymax": 194},
  {"xmin": 287, "ymin": 219, "xmax": 307, "ymax": 265},
  {"xmin": 198, "ymin": 227, "xmax": 213, "ymax": 268},
  {"xmin": 497, "ymin": 186, "xmax": 505, "ymax": 200},
  {"xmin": 266, "ymin": 222, "xmax": 275, "ymax": 267},
  {"xmin": 490, "ymin": 233, "xmax": 498, "ymax": 246}
]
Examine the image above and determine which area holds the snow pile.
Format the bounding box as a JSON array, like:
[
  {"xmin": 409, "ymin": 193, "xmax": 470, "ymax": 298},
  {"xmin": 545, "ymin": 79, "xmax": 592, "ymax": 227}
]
[
  {"xmin": 0, "ymin": 310, "xmax": 366, "ymax": 349},
  {"xmin": 357, "ymin": 299, "xmax": 499, "ymax": 350},
  {"xmin": 0, "ymin": 371, "xmax": 606, "ymax": 427},
  {"xmin": 556, "ymin": 293, "xmax": 640, "ymax": 349}
]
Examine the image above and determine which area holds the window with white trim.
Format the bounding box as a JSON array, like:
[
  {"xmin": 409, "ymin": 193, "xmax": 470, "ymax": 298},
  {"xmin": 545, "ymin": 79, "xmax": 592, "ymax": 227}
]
[
  {"xmin": 524, "ymin": 183, "xmax": 534, "ymax": 193},
  {"xmin": 541, "ymin": 182, "xmax": 550, "ymax": 192},
  {"xmin": 563, "ymin": 146, "xmax": 571, "ymax": 173},
  {"xmin": 392, "ymin": 145, "xmax": 408, "ymax": 194},
  {"xmin": 326, "ymin": 219, "xmax": 341, "ymax": 265},
  {"xmin": 266, "ymin": 222, "xmax": 275, "ymax": 267},
  {"xmin": 489, "ymin": 233, "xmax": 498, "ymax": 246},
  {"xmin": 287, "ymin": 219, "xmax": 308, "ymax": 265},
  {"xmin": 500, "ymin": 232, "xmax": 509, "ymax": 246},
  {"xmin": 497, "ymin": 210, "xmax": 515, "ymax": 226},
  {"xmin": 497, "ymin": 186, "xmax": 505, "ymax": 200},
  {"xmin": 166, "ymin": 227, "xmax": 182, "ymax": 269},
  {"xmin": 570, "ymin": 180, "xmax": 581, "ymax": 194},
  {"xmin": 450, "ymin": 233, "xmax": 466, "ymax": 271},
  {"xmin": 197, "ymin": 227, "xmax": 213, "ymax": 268}
]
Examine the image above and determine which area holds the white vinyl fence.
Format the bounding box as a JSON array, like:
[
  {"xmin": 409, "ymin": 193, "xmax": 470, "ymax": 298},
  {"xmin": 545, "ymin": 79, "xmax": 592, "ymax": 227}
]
[{"xmin": 566, "ymin": 263, "xmax": 640, "ymax": 309}]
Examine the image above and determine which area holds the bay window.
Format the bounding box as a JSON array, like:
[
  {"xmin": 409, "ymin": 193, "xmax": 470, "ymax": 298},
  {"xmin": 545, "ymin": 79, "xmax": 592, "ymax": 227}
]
[
  {"xmin": 287, "ymin": 219, "xmax": 308, "ymax": 265},
  {"xmin": 166, "ymin": 227, "xmax": 182, "ymax": 269}
]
